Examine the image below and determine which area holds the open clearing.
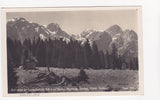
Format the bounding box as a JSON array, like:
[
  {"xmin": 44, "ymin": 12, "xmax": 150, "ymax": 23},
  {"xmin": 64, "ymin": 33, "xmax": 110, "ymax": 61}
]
[{"xmin": 16, "ymin": 67, "xmax": 138, "ymax": 92}]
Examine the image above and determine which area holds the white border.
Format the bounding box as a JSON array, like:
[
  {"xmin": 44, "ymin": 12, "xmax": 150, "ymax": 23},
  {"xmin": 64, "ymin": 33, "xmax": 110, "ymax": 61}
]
[{"xmin": 1, "ymin": 7, "xmax": 143, "ymax": 97}]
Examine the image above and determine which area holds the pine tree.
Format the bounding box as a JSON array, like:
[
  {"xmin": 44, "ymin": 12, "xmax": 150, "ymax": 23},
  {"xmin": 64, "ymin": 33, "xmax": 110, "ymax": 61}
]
[
  {"xmin": 91, "ymin": 41, "xmax": 101, "ymax": 69},
  {"xmin": 57, "ymin": 38, "xmax": 65, "ymax": 68},
  {"xmin": 67, "ymin": 38, "xmax": 75, "ymax": 68},
  {"xmin": 111, "ymin": 43, "xmax": 118, "ymax": 69},
  {"xmin": 36, "ymin": 39, "xmax": 46, "ymax": 67},
  {"xmin": 45, "ymin": 39, "xmax": 51, "ymax": 71},
  {"xmin": 14, "ymin": 39, "xmax": 22, "ymax": 66},
  {"xmin": 105, "ymin": 50, "xmax": 110, "ymax": 69},
  {"xmin": 99, "ymin": 51, "xmax": 105, "ymax": 69},
  {"xmin": 83, "ymin": 39, "xmax": 92, "ymax": 68},
  {"xmin": 7, "ymin": 38, "xmax": 18, "ymax": 93},
  {"xmin": 75, "ymin": 42, "xmax": 85, "ymax": 68},
  {"xmin": 131, "ymin": 57, "xmax": 138, "ymax": 70},
  {"xmin": 32, "ymin": 37, "xmax": 36, "ymax": 56}
]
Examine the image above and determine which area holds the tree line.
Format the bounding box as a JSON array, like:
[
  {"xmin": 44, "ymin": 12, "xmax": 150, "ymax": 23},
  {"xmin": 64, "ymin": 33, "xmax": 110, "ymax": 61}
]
[{"xmin": 7, "ymin": 37, "xmax": 138, "ymax": 70}]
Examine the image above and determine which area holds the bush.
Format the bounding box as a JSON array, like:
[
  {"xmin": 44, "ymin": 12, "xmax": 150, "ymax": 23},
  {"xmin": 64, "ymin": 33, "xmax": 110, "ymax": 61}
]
[
  {"xmin": 47, "ymin": 72, "xmax": 60, "ymax": 85},
  {"xmin": 77, "ymin": 69, "xmax": 89, "ymax": 83}
]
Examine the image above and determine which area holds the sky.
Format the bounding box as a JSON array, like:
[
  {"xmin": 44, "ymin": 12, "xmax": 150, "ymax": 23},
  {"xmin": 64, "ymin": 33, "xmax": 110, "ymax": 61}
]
[{"xmin": 7, "ymin": 10, "xmax": 137, "ymax": 35}]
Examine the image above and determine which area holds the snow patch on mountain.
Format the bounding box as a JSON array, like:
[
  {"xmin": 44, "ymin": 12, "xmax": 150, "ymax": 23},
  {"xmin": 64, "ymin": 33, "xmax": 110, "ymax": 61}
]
[
  {"xmin": 47, "ymin": 29, "xmax": 57, "ymax": 36},
  {"xmin": 62, "ymin": 37, "xmax": 70, "ymax": 43},
  {"xmin": 29, "ymin": 21, "xmax": 33, "ymax": 23},
  {"xmin": 43, "ymin": 25, "xmax": 47, "ymax": 27},
  {"xmin": 39, "ymin": 34, "xmax": 46, "ymax": 41},
  {"xmin": 35, "ymin": 27, "xmax": 39, "ymax": 32},
  {"xmin": 40, "ymin": 26, "xmax": 50, "ymax": 35},
  {"xmin": 8, "ymin": 18, "xmax": 16, "ymax": 22}
]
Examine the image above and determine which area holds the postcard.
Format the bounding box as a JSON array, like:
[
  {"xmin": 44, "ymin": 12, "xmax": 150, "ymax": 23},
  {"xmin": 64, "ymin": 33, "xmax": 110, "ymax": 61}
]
[{"xmin": 1, "ymin": 7, "xmax": 143, "ymax": 96}]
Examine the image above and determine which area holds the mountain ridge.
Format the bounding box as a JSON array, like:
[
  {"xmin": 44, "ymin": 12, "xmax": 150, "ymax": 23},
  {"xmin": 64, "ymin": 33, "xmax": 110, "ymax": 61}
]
[
  {"xmin": 7, "ymin": 17, "xmax": 138, "ymax": 59},
  {"xmin": 7, "ymin": 17, "xmax": 72, "ymax": 42}
]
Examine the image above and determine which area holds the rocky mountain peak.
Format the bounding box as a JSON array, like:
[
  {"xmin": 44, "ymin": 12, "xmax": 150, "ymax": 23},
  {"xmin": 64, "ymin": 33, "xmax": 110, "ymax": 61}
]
[
  {"xmin": 76, "ymin": 29, "xmax": 112, "ymax": 52},
  {"xmin": 47, "ymin": 23, "xmax": 61, "ymax": 32},
  {"xmin": 123, "ymin": 29, "xmax": 138, "ymax": 41},
  {"xmin": 8, "ymin": 17, "xmax": 26, "ymax": 22},
  {"xmin": 105, "ymin": 24, "xmax": 122, "ymax": 37}
]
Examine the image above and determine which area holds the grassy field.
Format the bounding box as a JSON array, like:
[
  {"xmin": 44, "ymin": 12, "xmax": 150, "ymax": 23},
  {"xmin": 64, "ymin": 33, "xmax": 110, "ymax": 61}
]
[{"xmin": 16, "ymin": 67, "xmax": 138, "ymax": 92}]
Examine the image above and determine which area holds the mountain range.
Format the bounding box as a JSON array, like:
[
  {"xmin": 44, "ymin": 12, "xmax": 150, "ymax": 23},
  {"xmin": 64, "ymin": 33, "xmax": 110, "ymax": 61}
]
[
  {"xmin": 7, "ymin": 17, "xmax": 71, "ymax": 43},
  {"xmin": 7, "ymin": 17, "xmax": 138, "ymax": 59}
]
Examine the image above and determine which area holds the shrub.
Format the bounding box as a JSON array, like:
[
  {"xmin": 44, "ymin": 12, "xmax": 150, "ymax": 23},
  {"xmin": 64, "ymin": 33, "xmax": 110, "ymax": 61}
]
[{"xmin": 77, "ymin": 69, "xmax": 89, "ymax": 82}]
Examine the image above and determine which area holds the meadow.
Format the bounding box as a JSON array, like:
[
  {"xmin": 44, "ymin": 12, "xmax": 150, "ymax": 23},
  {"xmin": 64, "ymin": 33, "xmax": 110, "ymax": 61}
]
[{"xmin": 16, "ymin": 67, "xmax": 138, "ymax": 92}]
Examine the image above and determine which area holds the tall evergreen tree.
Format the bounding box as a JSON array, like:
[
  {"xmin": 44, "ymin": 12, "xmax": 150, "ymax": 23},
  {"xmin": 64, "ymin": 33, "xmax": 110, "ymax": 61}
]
[
  {"xmin": 111, "ymin": 43, "xmax": 118, "ymax": 69},
  {"xmin": 7, "ymin": 38, "xmax": 18, "ymax": 93},
  {"xmin": 91, "ymin": 41, "xmax": 101, "ymax": 69},
  {"xmin": 36, "ymin": 39, "xmax": 46, "ymax": 67},
  {"xmin": 67, "ymin": 38, "xmax": 76, "ymax": 68},
  {"xmin": 74, "ymin": 42, "xmax": 85, "ymax": 68},
  {"xmin": 99, "ymin": 51, "xmax": 105, "ymax": 69},
  {"xmin": 83, "ymin": 39, "xmax": 92, "ymax": 68},
  {"xmin": 105, "ymin": 50, "xmax": 110, "ymax": 69}
]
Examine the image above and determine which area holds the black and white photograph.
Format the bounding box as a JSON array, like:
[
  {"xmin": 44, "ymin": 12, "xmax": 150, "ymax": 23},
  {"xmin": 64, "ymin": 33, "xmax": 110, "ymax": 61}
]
[{"xmin": 1, "ymin": 7, "xmax": 143, "ymax": 96}]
